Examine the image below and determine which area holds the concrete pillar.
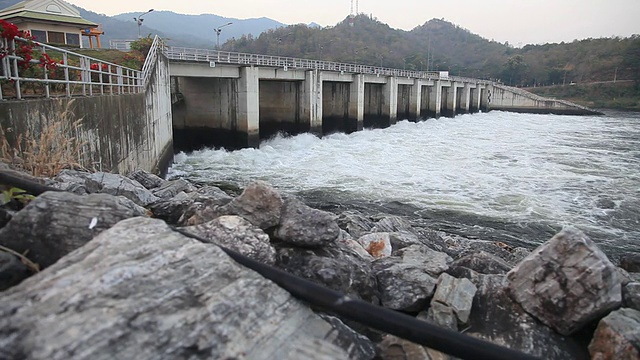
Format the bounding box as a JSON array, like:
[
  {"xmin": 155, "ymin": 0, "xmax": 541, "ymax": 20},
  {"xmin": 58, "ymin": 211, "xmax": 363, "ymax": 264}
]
[
  {"xmin": 238, "ymin": 66, "xmax": 260, "ymax": 147},
  {"xmin": 444, "ymin": 84, "xmax": 457, "ymax": 117},
  {"xmin": 459, "ymin": 84, "xmax": 472, "ymax": 113},
  {"xmin": 470, "ymin": 84, "xmax": 482, "ymax": 113},
  {"xmin": 409, "ymin": 79, "xmax": 422, "ymax": 120},
  {"xmin": 302, "ymin": 70, "xmax": 323, "ymax": 135},
  {"xmin": 348, "ymin": 74, "xmax": 365, "ymax": 131},
  {"xmin": 383, "ymin": 76, "xmax": 398, "ymax": 125},
  {"xmin": 481, "ymin": 84, "xmax": 493, "ymax": 112},
  {"xmin": 427, "ymin": 81, "xmax": 442, "ymax": 118}
]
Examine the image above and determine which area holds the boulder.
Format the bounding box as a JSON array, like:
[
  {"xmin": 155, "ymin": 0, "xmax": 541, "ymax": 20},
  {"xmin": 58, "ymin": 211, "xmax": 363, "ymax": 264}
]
[
  {"xmin": 506, "ymin": 228, "xmax": 621, "ymax": 335},
  {"xmin": 151, "ymin": 178, "xmax": 196, "ymax": 199},
  {"xmin": 0, "ymin": 251, "xmax": 31, "ymax": 291},
  {"xmin": 373, "ymin": 260, "xmax": 437, "ymax": 312},
  {"xmin": 389, "ymin": 232, "xmax": 424, "ymax": 253},
  {"xmin": 623, "ymin": 283, "xmax": 640, "ymax": 311},
  {"xmin": 274, "ymin": 197, "xmax": 340, "ymax": 248},
  {"xmin": 176, "ymin": 186, "xmax": 235, "ymax": 226},
  {"xmin": 377, "ymin": 335, "xmax": 430, "ymax": 360},
  {"xmin": 431, "ymin": 273, "xmax": 477, "ymax": 325},
  {"xmin": 127, "ymin": 169, "xmax": 165, "ymax": 189},
  {"xmin": 85, "ymin": 172, "xmax": 159, "ymax": 206},
  {"xmin": 182, "ymin": 215, "xmax": 276, "ymax": 265},
  {"xmin": 318, "ymin": 314, "xmax": 376, "ymax": 360},
  {"xmin": 371, "ymin": 216, "xmax": 418, "ymax": 235},
  {"xmin": 451, "ymin": 251, "xmax": 512, "ymax": 275},
  {"xmin": 337, "ymin": 211, "xmax": 375, "ymax": 239},
  {"xmin": 0, "ymin": 218, "xmax": 355, "ymax": 359},
  {"xmin": 0, "ymin": 191, "xmax": 147, "ymax": 269},
  {"xmin": 0, "ymin": 207, "xmax": 12, "ymax": 228},
  {"xmin": 396, "ymin": 245, "xmax": 452, "ymax": 277},
  {"xmin": 51, "ymin": 169, "xmax": 91, "ymax": 194},
  {"xmin": 149, "ymin": 191, "xmax": 194, "ymax": 224},
  {"xmin": 424, "ymin": 301, "xmax": 458, "ymax": 331},
  {"xmin": 588, "ymin": 308, "xmax": 640, "ymax": 360},
  {"xmin": 357, "ymin": 233, "xmax": 392, "ymax": 258},
  {"xmin": 221, "ymin": 181, "xmax": 283, "ymax": 230},
  {"xmin": 275, "ymin": 243, "xmax": 377, "ymax": 303},
  {"xmin": 466, "ymin": 274, "xmax": 589, "ymax": 359},
  {"xmin": 620, "ymin": 254, "xmax": 640, "ymax": 273}
]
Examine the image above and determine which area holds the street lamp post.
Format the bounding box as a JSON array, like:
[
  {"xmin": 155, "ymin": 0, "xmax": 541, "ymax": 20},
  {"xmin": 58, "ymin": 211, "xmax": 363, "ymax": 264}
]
[
  {"xmin": 133, "ymin": 9, "xmax": 154, "ymax": 38},
  {"xmin": 215, "ymin": 22, "xmax": 233, "ymax": 50}
]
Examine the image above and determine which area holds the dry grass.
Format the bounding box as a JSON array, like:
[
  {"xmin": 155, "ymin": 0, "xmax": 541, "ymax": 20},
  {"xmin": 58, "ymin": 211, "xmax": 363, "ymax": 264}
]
[{"xmin": 0, "ymin": 99, "xmax": 86, "ymax": 177}]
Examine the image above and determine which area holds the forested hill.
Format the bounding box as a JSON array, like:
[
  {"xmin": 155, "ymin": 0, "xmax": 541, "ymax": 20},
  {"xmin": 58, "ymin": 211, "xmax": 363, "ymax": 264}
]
[{"xmin": 226, "ymin": 15, "xmax": 640, "ymax": 88}]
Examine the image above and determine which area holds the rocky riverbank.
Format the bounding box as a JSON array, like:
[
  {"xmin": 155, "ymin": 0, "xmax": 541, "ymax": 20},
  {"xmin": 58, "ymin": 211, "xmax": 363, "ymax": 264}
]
[{"xmin": 0, "ymin": 164, "xmax": 639, "ymax": 359}]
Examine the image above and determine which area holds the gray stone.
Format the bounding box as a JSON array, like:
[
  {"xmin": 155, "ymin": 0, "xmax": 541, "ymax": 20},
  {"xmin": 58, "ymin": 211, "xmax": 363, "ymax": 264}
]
[
  {"xmin": 182, "ymin": 215, "xmax": 276, "ymax": 265},
  {"xmin": 620, "ymin": 253, "xmax": 640, "ymax": 273},
  {"xmin": 177, "ymin": 186, "xmax": 235, "ymax": 226},
  {"xmin": 452, "ymin": 250, "xmax": 512, "ymax": 275},
  {"xmin": 337, "ymin": 211, "xmax": 375, "ymax": 239},
  {"xmin": 374, "ymin": 261, "xmax": 437, "ymax": 312},
  {"xmin": 425, "ymin": 301, "xmax": 458, "ymax": 331},
  {"xmin": 389, "ymin": 232, "xmax": 423, "ymax": 254},
  {"xmin": 371, "ymin": 215, "xmax": 418, "ymax": 235},
  {"xmin": 276, "ymin": 243, "xmax": 377, "ymax": 303},
  {"xmin": 0, "ymin": 251, "xmax": 31, "ymax": 291},
  {"xmin": 149, "ymin": 191, "xmax": 193, "ymax": 224},
  {"xmin": 318, "ymin": 314, "xmax": 376, "ymax": 360},
  {"xmin": 431, "ymin": 273, "xmax": 477, "ymax": 324},
  {"xmin": 52, "ymin": 169, "xmax": 91, "ymax": 194},
  {"xmin": 336, "ymin": 231, "xmax": 374, "ymax": 262},
  {"xmin": 274, "ymin": 197, "xmax": 340, "ymax": 248},
  {"xmin": 0, "ymin": 191, "xmax": 147, "ymax": 269},
  {"xmin": 221, "ymin": 181, "xmax": 283, "ymax": 229},
  {"xmin": 377, "ymin": 335, "xmax": 430, "ymax": 360},
  {"xmin": 588, "ymin": 308, "xmax": 640, "ymax": 360},
  {"xmin": 127, "ymin": 169, "xmax": 165, "ymax": 189},
  {"xmin": 466, "ymin": 274, "xmax": 590, "ymax": 359},
  {"xmin": 0, "ymin": 218, "xmax": 353, "ymax": 360},
  {"xmin": 85, "ymin": 172, "xmax": 159, "ymax": 206},
  {"xmin": 151, "ymin": 178, "xmax": 196, "ymax": 199},
  {"xmin": 396, "ymin": 245, "xmax": 452, "ymax": 277},
  {"xmin": 356, "ymin": 233, "xmax": 392, "ymax": 258},
  {"xmin": 506, "ymin": 228, "xmax": 622, "ymax": 335},
  {"xmin": 623, "ymin": 283, "xmax": 640, "ymax": 311}
]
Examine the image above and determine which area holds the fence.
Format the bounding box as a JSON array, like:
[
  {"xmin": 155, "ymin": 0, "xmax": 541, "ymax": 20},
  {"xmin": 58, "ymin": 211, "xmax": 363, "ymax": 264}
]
[
  {"xmin": 165, "ymin": 46, "xmax": 493, "ymax": 85},
  {"xmin": 0, "ymin": 36, "xmax": 143, "ymax": 100}
]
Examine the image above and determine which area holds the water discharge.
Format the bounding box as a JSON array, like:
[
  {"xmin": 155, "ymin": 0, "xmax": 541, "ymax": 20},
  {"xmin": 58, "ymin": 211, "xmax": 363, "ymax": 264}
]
[{"xmin": 169, "ymin": 111, "xmax": 640, "ymax": 259}]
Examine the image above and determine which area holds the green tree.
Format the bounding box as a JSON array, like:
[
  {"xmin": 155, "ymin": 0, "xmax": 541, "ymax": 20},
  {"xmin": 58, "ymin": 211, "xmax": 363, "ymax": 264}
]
[
  {"xmin": 622, "ymin": 36, "xmax": 640, "ymax": 90},
  {"xmin": 502, "ymin": 55, "xmax": 527, "ymax": 86}
]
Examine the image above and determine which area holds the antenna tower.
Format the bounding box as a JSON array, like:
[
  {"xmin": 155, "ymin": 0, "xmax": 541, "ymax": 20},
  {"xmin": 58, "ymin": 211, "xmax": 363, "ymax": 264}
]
[{"xmin": 349, "ymin": 0, "xmax": 354, "ymax": 26}]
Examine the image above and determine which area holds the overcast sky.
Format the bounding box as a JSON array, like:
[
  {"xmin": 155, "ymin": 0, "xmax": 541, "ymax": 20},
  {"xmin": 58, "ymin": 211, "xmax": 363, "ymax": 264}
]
[{"xmin": 66, "ymin": 0, "xmax": 640, "ymax": 46}]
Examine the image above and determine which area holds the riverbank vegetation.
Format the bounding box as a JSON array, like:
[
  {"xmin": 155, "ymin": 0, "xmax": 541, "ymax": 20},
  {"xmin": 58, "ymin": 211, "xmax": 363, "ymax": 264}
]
[{"xmin": 528, "ymin": 82, "xmax": 640, "ymax": 111}]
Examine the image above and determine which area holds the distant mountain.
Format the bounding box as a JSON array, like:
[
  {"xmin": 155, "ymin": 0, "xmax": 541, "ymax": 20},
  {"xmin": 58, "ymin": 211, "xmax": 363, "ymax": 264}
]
[{"xmin": 112, "ymin": 11, "xmax": 285, "ymax": 48}]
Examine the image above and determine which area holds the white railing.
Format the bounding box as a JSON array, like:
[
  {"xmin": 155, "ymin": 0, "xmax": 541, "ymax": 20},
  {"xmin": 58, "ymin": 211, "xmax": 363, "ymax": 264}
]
[
  {"xmin": 165, "ymin": 46, "xmax": 493, "ymax": 85},
  {"xmin": 141, "ymin": 35, "xmax": 165, "ymax": 86},
  {"xmin": 493, "ymin": 83, "xmax": 594, "ymax": 111},
  {"xmin": 0, "ymin": 37, "xmax": 143, "ymax": 100}
]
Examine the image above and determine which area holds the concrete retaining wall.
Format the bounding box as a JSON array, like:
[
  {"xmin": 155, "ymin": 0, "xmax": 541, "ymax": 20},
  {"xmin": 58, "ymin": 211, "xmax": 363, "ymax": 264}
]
[
  {"xmin": 0, "ymin": 54, "xmax": 173, "ymax": 175},
  {"xmin": 489, "ymin": 85, "xmax": 601, "ymax": 115}
]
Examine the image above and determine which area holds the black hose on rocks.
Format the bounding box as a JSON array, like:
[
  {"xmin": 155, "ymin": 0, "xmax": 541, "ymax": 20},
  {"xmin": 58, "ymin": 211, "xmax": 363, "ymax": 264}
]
[
  {"xmin": 173, "ymin": 227, "xmax": 540, "ymax": 360},
  {"xmin": 0, "ymin": 170, "xmax": 539, "ymax": 360}
]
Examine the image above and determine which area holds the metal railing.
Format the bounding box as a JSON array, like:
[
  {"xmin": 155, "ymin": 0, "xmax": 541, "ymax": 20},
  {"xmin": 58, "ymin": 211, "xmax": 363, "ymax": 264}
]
[
  {"xmin": 1, "ymin": 36, "xmax": 143, "ymax": 100},
  {"xmin": 141, "ymin": 35, "xmax": 165, "ymax": 86},
  {"xmin": 165, "ymin": 46, "xmax": 493, "ymax": 85},
  {"xmin": 493, "ymin": 84, "xmax": 594, "ymax": 112}
]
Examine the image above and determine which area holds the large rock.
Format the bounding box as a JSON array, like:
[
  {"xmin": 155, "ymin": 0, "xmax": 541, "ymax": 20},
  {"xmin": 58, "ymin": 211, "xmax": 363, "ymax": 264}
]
[
  {"xmin": 506, "ymin": 228, "xmax": 621, "ymax": 335},
  {"xmin": 151, "ymin": 178, "xmax": 196, "ymax": 199},
  {"xmin": 623, "ymin": 283, "xmax": 640, "ymax": 311},
  {"xmin": 85, "ymin": 172, "xmax": 159, "ymax": 206},
  {"xmin": 221, "ymin": 181, "xmax": 283, "ymax": 229},
  {"xmin": 337, "ymin": 211, "xmax": 375, "ymax": 239},
  {"xmin": 588, "ymin": 308, "xmax": 640, "ymax": 360},
  {"xmin": 0, "ymin": 191, "xmax": 147, "ymax": 269},
  {"xmin": 149, "ymin": 191, "xmax": 195, "ymax": 224},
  {"xmin": 357, "ymin": 233, "xmax": 393, "ymax": 258},
  {"xmin": 430, "ymin": 273, "xmax": 477, "ymax": 325},
  {"xmin": 52, "ymin": 169, "xmax": 92, "ymax": 194},
  {"xmin": 0, "ymin": 218, "xmax": 355, "ymax": 359},
  {"xmin": 451, "ymin": 250, "xmax": 512, "ymax": 275},
  {"xmin": 374, "ymin": 260, "xmax": 437, "ymax": 312},
  {"xmin": 182, "ymin": 215, "xmax": 276, "ymax": 265},
  {"xmin": 466, "ymin": 274, "xmax": 589, "ymax": 359},
  {"xmin": 396, "ymin": 245, "xmax": 452, "ymax": 277},
  {"xmin": 275, "ymin": 241, "xmax": 377, "ymax": 303},
  {"xmin": 274, "ymin": 197, "xmax": 340, "ymax": 247},
  {"xmin": 176, "ymin": 186, "xmax": 235, "ymax": 226},
  {"xmin": 127, "ymin": 169, "xmax": 165, "ymax": 190},
  {"xmin": 371, "ymin": 216, "xmax": 418, "ymax": 235},
  {"xmin": 620, "ymin": 254, "xmax": 640, "ymax": 273},
  {"xmin": 318, "ymin": 314, "xmax": 376, "ymax": 360}
]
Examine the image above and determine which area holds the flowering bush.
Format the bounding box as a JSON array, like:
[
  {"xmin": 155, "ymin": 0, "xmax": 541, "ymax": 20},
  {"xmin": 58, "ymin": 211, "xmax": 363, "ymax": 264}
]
[
  {"xmin": 0, "ymin": 19, "xmax": 57, "ymax": 72},
  {"xmin": 89, "ymin": 63, "xmax": 109, "ymax": 71}
]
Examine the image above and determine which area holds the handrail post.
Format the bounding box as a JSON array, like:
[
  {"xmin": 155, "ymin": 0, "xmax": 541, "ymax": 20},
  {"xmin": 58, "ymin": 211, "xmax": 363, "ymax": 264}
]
[{"xmin": 63, "ymin": 53, "xmax": 70, "ymax": 98}]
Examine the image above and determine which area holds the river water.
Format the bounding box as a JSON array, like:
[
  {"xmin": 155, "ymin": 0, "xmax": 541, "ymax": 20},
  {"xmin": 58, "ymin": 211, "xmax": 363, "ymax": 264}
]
[{"xmin": 168, "ymin": 111, "xmax": 640, "ymax": 260}]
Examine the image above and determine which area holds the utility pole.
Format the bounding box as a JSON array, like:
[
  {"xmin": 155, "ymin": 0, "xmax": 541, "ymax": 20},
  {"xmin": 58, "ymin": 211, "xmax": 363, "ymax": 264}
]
[
  {"xmin": 133, "ymin": 9, "xmax": 154, "ymax": 38},
  {"xmin": 215, "ymin": 22, "xmax": 233, "ymax": 50}
]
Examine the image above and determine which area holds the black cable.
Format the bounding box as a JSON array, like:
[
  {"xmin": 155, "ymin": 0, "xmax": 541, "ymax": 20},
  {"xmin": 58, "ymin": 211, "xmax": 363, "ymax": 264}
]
[
  {"xmin": 0, "ymin": 170, "xmax": 540, "ymax": 359},
  {"xmin": 0, "ymin": 169, "xmax": 63, "ymax": 196},
  {"xmin": 173, "ymin": 227, "xmax": 540, "ymax": 360}
]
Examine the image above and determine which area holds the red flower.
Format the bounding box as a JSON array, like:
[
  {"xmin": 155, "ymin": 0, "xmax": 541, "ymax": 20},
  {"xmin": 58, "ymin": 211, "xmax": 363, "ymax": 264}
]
[{"xmin": 0, "ymin": 19, "xmax": 19, "ymax": 39}]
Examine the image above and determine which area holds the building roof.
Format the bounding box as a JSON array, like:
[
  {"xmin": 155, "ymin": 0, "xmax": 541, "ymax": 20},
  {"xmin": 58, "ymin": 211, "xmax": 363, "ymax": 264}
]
[{"xmin": 0, "ymin": 0, "xmax": 98, "ymax": 27}]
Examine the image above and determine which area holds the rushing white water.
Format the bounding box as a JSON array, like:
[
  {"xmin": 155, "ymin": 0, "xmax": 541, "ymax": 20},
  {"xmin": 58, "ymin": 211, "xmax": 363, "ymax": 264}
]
[{"xmin": 169, "ymin": 111, "xmax": 640, "ymax": 256}]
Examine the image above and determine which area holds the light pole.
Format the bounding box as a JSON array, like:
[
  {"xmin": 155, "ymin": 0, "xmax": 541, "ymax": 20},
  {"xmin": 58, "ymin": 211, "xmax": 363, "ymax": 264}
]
[
  {"xmin": 215, "ymin": 22, "xmax": 233, "ymax": 50},
  {"xmin": 133, "ymin": 9, "xmax": 153, "ymax": 38}
]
